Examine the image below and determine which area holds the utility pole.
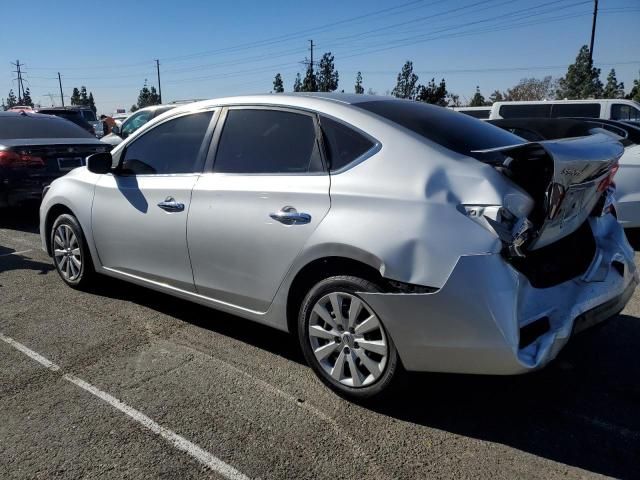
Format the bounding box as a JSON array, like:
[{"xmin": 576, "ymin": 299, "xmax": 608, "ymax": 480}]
[
  {"xmin": 11, "ymin": 60, "xmax": 24, "ymax": 102},
  {"xmin": 309, "ymin": 40, "xmax": 314, "ymax": 77},
  {"xmin": 58, "ymin": 72, "xmax": 65, "ymax": 107},
  {"xmin": 155, "ymin": 59, "xmax": 162, "ymax": 104},
  {"xmin": 589, "ymin": 0, "xmax": 598, "ymax": 63}
]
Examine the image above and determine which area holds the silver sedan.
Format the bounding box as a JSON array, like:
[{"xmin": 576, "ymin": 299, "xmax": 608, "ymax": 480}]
[{"xmin": 39, "ymin": 94, "xmax": 637, "ymax": 400}]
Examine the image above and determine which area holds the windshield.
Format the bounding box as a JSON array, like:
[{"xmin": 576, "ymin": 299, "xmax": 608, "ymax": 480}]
[
  {"xmin": 0, "ymin": 114, "xmax": 93, "ymax": 139},
  {"xmin": 354, "ymin": 99, "xmax": 524, "ymax": 161}
]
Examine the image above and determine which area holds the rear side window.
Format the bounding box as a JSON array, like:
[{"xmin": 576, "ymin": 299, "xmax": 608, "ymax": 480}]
[
  {"xmin": 551, "ymin": 103, "xmax": 600, "ymax": 118},
  {"xmin": 0, "ymin": 114, "xmax": 92, "ymax": 139},
  {"xmin": 354, "ymin": 100, "xmax": 523, "ymax": 161},
  {"xmin": 121, "ymin": 112, "xmax": 212, "ymax": 175},
  {"xmin": 499, "ymin": 104, "xmax": 551, "ymax": 118},
  {"xmin": 460, "ymin": 109, "xmax": 490, "ymax": 119},
  {"xmin": 612, "ymin": 104, "xmax": 640, "ymax": 122},
  {"xmin": 320, "ymin": 116, "xmax": 374, "ymax": 171},
  {"xmin": 214, "ymin": 109, "xmax": 323, "ymax": 174}
]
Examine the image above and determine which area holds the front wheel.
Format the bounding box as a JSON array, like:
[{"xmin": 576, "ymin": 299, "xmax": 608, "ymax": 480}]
[
  {"xmin": 51, "ymin": 213, "xmax": 95, "ymax": 289},
  {"xmin": 298, "ymin": 275, "xmax": 402, "ymax": 400}
]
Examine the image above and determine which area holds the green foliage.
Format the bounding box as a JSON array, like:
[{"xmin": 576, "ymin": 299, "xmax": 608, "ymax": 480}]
[
  {"xmin": 301, "ymin": 64, "xmax": 318, "ymax": 92},
  {"xmin": 273, "ymin": 73, "xmax": 284, "ymax": 93},
  {"xmin": 355, "ymin": 72, "xmax": 364, "ymax": 94},
  {"xmin": 626, "ymin": 72, "xmax": 640, "ymax": 102},
  {"xmin": 70, "ymin": 88, "xmax": 81, "ymax": 106},
  {"xmin": 5, "ymin": 89, "xmax": 18, "ymax": 109},
  {"xmin": 603, "ymin": 69, "xmax": 625, "ymax": 99},
  {"xmin": 416, "ymin": 78, "xmax": 447, "ymax": 106},
  {"xmin": 69, "ymin": 86, "xmax": 96, "ymax": 110},
  {"xmin": 88, "ymin": 92, "xmax": 96, "ymax": 113},
  {"xmin": 556, "ymin": 45, "xmax": 603, "ymax": 99},
  {"xmin": 392, "ymin": 61, "xmax": 418, "ymax": 99},
  {"xmin": 469, "ymin": 86, "xmax": 488, "ymax": 107},
  {"xmin": 317, "ymin": 52, "xmax": 339, "ymax": 92},
  {"xmin": 135, "ymin": 80, "xmax": 161, "ymax": 109},
  {"xmin": 293, "ymin": 73, "xmax": 302, "ymax": 92},
  {"xmin": 21, "ymin": 88, "xmax": 34, "ymax": 107},
  {"xmin": 489, "ymin": 90, "xmax": 504, "ymax": 104},
  {"xmin": 130, "ymin": 104, "xmax": 139, "ymax": 112}
]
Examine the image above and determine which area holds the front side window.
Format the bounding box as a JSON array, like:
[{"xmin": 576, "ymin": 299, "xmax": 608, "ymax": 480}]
[
  {"xmin": 612, "ymin": 104, "xmax": 640, "ymax": 122},
  {"xmin": 121, "ymin": 110, "xmax": 153, "ymax": 137},
  {"xmin": 121, "ymin": 112, "xmax": 213, "ymax": 175},
  {"xmin": 320, "ymin": 116, "xmax": 375, "ymax": 171},
  {"xmin": 214, "ymin": 109, "xmax": 323, "ymax": 174}
]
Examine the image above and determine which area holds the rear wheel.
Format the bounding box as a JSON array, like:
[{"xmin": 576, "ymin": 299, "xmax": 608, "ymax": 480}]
[
  {"xmin": 298, "ymin": 275, "xmax": 402, "ymax": 400},
  {"xmin": 51, "ymin": 213, "xmax": 94, "ymax": 289}
]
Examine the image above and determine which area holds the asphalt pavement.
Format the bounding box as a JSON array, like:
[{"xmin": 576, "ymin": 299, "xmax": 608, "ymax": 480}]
[{"xmin": 1, "ymin": 207, "xmax": 639, "ymax": 479}]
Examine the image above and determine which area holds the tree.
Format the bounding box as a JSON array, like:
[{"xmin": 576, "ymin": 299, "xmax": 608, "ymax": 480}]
[
  {"xmin": 135, "ymin": 80, "xmax": 161, "ymax": 109},
  {"xmin": 489, "ymin": 90, "xmax": 504, "ymax": 104},
  {"xmin": 273, "ymin": 73, "xmax": 284, "ymax": 93},
  {"xmin": 354, "ymin": 72, "xmax": 364, "ymax": 94},
  {"xmin": 556, "ymin": 45, "xmax": 603, "ymax": 99},
  {"xmin": 503, "ymin": 76, "xmax": 556, "ymax": 101},
  {"xmin": 80, "ymin": 86, "xmax": 88, "ymax": 105},
  {"xmin": 21, "ymin": 87, "xmax": 34, "ymax": 107},
  {"xmin": 626, "ymin": 72, "xmax": 640, "ymax": 102},
  {"xmin": 469, "ymin": 86, "xmax": 488, "ymax": 106},
  {"xmin": 366, "ymin": 88, "xmax": 377, "ymax": 95},
  {"xmin": 603, "ymin": 69, "xmax": 625, "ymax": 99},
  {"xmin": 317, "ymin": 52, "xmax": 339, "ymax": 92},
  {"xmin": 293, "ymin": 73, "xmax": 302, "ymax": 92},
  {"xmin": 392, "ymin": 61, "xmax": 419, "ymax": 99},
  {"xmin": 4, "ymin": 89, "xmax": 18, "ymax": 109},
  {"xmin": 301, "ymin": 63, "xmax": 317, "ymax": 92},
  {"xmin": 88, "ymin": 92, "xmax": 97, "ymax": 113},
  {"xmin": 130, "ymin": 104, "xmax": 139, "ymax": 112},
  {"xmin": 70, "ymin": 88, "xmax": 81, "ymax": 106},
  {"xmin": 415, "ymin": 78, "xmax": 447, "ymax": 106}
]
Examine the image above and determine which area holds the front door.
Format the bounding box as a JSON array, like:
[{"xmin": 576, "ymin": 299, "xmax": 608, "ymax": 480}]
[
  {"xmin": 188, "ymin": 107, "xmax": 331, "ymax": 312},
  {"xmin": 92, "ymin": 110, "xmax": 215, "ymax": 291}
]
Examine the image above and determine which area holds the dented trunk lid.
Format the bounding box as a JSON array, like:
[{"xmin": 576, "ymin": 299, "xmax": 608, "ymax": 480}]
[{"xmin": 476, "ymin": 133, "xmax": 624, "ymax": 251}]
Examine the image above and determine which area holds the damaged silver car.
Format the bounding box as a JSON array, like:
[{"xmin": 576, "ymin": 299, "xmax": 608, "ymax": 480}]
[{"xmin": 39, "ymin": 94, "xmax": 637, "ymax": 400}]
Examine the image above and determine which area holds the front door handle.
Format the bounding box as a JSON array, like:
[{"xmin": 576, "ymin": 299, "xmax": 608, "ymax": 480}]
[
  {"xmin": 269, "ymin": 206, "xmax": 311, "ymax": 225},
  {"xmin": 157, "ymin": 197, "xmax": 185, "ymax": 212}
]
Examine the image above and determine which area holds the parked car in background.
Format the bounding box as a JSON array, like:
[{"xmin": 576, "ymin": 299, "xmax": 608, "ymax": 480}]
[
  {"xmin": 453, "ymin": 106, "xmax": 491, "ymax": 119},
  {"xmin": 8, "ymin": 105, "xmax": 35, "ymax": 112},
  {"xmin": 112, "ymin": 112, "xmax": 129, "ymax": 126},
  {"xmin": 487, "ymin": 99, "xmax": 640, "ymax": 123},
  {"xmin": 40, "ymin": 94, "xmax": 636, "ymax": 400},
  {"xmin": 100, "ymin": 105, "xmax": 176, "ymax": 146},
  {"xmin": 36, "ymin": 107, "xmax": 96, "ymax": 136},
  {"xmin": 0, "ymin": 111, "xmax": 110, "ymax": 208},
  {"xmin": 489, "ymin": 117, "xmax": 640, "ymax": 228}
]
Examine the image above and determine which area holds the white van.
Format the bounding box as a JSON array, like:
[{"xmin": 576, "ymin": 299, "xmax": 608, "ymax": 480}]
[{"xmin": 489, "ymin": 99, "xmax": 640, "ymax": 122}]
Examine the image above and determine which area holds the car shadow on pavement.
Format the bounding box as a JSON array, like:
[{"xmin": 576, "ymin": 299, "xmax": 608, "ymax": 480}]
[
  {"xmin": 85, "ymin": 276, "xmax": 305, "ymax": 365},
  {"xmin": 0, "ymin": 249, "xmax": 54, "ymax": 275},
  {"xmin": 374, "ymin": 314, "xmax": 640, "ymax": 479}
]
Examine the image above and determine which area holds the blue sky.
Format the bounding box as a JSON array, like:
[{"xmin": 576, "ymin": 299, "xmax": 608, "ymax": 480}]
[{"xmin": 1, "ymin": 0, "xmax": 638, "ymax": 114}]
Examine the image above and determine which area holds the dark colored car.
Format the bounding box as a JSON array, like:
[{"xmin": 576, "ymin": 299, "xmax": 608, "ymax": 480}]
[
  {"xmin": 36, "ymin": 108, "xmax": 96, "ymax": 136},
  {"xmin": 0, "ymin": 111, "xmax": 110, "ymax": 208}
]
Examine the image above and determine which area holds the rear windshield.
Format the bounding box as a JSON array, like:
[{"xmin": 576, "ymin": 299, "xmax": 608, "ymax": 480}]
[
  {"xmin": 354, "ymin": 100, "xmax": 523, "ymax": 160},
  {"xmin": 81, "ymin": 110, "xmax": 97, "ymax": 122},
  {"xmin": 0, "ymin": 114, "xmax": 93, "ymax": 139}
]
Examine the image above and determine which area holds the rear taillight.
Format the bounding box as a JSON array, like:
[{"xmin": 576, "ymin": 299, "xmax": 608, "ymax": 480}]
[
  {"xmin": 597, "ymin": 164, "xmax": 619, "ymax": 192},
  {"xmin": 0, "ymin": 151, "xmax": 45, "ymax": 168}
]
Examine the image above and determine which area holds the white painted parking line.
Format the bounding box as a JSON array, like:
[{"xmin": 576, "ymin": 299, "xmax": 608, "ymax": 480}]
[
  {"xmin": 0, "ymin": 333, "xmax": 250, "ymax": 480},
  {"xmin": 0, "ymin": 249, "xmax": 33, "ymax": 258}
]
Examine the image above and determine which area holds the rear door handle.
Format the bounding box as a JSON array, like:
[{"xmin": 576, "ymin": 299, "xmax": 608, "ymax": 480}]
[
  {"xmin": 269, "ymin": 206, "xmax": 311, "ymax": 225},
  {"xmin": 157, "ymin": 197, "xmax": 185, "ymax": 212}
]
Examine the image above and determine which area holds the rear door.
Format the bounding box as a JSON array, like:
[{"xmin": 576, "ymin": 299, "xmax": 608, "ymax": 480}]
[
  {"xmin": 92, "ymin": 110, "xmax": 216, "ymax": 290},
  {"xmin": 188, "ymin": 107, "xmax": 330, "ymax": 312}
]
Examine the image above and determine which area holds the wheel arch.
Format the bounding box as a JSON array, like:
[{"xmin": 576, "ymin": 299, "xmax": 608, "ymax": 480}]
[{"xmin": 44, "ymin": 203, "xmax": 77, "ymax": 256}]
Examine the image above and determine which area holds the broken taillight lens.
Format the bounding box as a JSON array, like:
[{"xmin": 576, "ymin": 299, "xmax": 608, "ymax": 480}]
[
  {"xmin": 597, "ymin": 164, "xmax": 619, "ymax": 192},
  {"xmin": 0, "ymin": 151, "xmax": 45, "ymax": 168}
]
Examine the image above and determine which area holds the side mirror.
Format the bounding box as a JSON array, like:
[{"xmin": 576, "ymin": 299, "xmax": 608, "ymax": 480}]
[
  {"xmin": 86, "ymin": 152, "xmax": 113, "ymax": 174},
  {"xmin": 111, "ymin": 125, "xmax": 120, "ymax": 136}
]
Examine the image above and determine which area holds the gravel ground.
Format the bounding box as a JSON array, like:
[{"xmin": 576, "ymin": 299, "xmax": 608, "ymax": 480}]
[{"xmin": 1, "ymin": 207, "xmax": 639, "ymax": 480}]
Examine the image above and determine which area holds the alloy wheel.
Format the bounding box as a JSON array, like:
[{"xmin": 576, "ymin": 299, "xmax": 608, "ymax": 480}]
[
  {"xmin": 53, "ymin": 224, "xmax": 82, "ymax": 281},
  {"xmin": 307, "ymin": 292, "xmax": 388, "ymax": 388}
]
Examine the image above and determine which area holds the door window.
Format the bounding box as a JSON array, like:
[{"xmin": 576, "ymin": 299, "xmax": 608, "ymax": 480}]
[
  {"xmin": 612, "ymin": 104, "xmax": 640, "ymax": 122},
  {"xmin": 319, "ymin": 116, "xmax": 375, "ymax": 171},
  {"xmin": 121, "ymin": 111, "xmax": 213, "ymax": 175},
  {"xmin": 213, "ymin": 109, "xmax": 323, "ymax": 174},
  {"xmin": 499, "ymin": 104, "xmax": 551, "ymax": 118}
]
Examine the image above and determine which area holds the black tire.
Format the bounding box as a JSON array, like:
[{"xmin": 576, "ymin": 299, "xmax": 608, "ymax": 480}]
[
  {"xmin": 50, "ymin": 213, "xmax": 95, "ymax": 289},
  {"xmin": 298, "ymin": 275, "xmax": 402, "ymax": 401}
]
